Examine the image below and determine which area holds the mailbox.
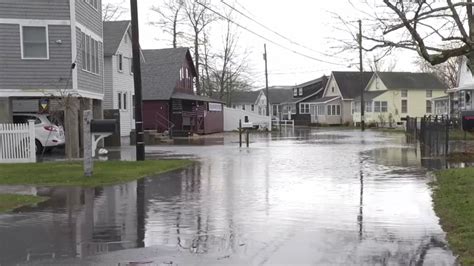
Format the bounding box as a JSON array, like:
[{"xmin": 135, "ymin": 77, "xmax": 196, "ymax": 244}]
[
  {"xmin": 462, "ymin": 111, "xmax": 474, "ymax": 132},
  {"xmin": 91, "ymin": 119, "xmax": 117, "ymax": 133}
]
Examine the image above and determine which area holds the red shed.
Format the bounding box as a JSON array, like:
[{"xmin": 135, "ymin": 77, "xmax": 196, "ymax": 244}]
[{"xmin": 141, "ymin": 48, "xmax": 224, "ymax": 136}]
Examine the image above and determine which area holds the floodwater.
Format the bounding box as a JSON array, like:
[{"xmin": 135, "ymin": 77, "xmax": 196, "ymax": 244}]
[{"xmin": 0, "ymin": 129, "xmax": 457, "ymax": 265}]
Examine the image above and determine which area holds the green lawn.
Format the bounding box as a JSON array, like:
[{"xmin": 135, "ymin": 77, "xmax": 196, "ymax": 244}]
[
  {"xmin": 0, "ymin": 194, "xmax": 47, "ymax": 213},
  {"xmin": 449, "ymin": 129, "xmax": 474, "ymax": 141},
  {"xmin": 0, "ymin": 160, "xmax": 192, "ymax": 187},
  {"xmin": 434, "ymin": 168, "xmax": 474, "ymax": 265}
]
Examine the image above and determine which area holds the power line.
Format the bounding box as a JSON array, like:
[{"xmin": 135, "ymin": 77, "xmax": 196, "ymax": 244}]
[
  {"xmin": 220, "ymin": 0, "xmax": 345, "ymax": 60},
  {"xmin": 197, "ymin": 2, "xmax": 346, "ymax": 66}
]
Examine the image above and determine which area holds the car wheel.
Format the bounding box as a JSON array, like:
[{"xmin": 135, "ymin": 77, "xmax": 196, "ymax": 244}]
[{"xmin": 35, "ymin": 139, "xmax": 44, "ymax": 154}]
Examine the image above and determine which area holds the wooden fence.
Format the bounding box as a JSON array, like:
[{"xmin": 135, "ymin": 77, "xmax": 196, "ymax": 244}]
[
  {"xmin": 405, "ymin": 115, "xmax": 451, "ymax": 157},
  {"xmin": 0, "ymin": 121, "xmax": 36, "ymax": 163}
]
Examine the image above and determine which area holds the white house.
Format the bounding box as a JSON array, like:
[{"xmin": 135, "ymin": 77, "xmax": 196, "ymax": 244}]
[
  {"xmin": 448, "ymin": 56, "xmax": 474, "ymax": 117},
  {"xmin": 230, "ymin": 90, "xmax": 268, "ymax": 116},
  {"xmin": 103, "ymin": 21, "xmax": 135, "ymax": 137}
]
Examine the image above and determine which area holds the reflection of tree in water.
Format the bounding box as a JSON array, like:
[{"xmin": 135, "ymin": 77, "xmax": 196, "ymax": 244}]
[{"xmin": 361, "ymin": 235, "xmax": 450, "ymax": 265}]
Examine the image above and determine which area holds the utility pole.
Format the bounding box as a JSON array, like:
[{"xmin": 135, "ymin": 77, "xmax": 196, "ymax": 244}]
[
  {"xmin": 264, "ymin": 44, "xmax": 270, "ymax": 116},
  {"xmin": 358, "ymin": 19, "xmax": 365, "ymax": 132},
  {"xmin": 130, "ymin": 0, "xmax": 145, "ymax": 161}
]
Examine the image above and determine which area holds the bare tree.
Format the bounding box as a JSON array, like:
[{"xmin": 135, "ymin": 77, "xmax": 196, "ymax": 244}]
[
  {"xmin": 347, "ymin": 1, "xmax": 474, "ymax": 73},
  {"xmin": 150, "ymin": 0, "xmax": 185, "ymax": 48},
  {"xmin": 102, "ymin": 1, "xmax": 127, "ymax": 21},
  {"xmin": 415, "ymin": 55, "xmax": 461, "ymax": 88},
  {"xmin": 183, "ymin": 0, "xmax": 216, "ymax": 95}
]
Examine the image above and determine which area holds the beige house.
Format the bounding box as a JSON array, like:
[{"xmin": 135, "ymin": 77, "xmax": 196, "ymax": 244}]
[
  {"xmin": 353, "ymin": 72, "xmax": 447, "ymax": 126},
  {"xmin": 311, "ymin": 72, "xmax": 373, "ymax": 125}
]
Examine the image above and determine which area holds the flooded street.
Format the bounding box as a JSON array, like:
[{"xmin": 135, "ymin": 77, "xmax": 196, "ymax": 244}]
[{"xmin": 0, "ymin": 129, "xmax": 456, "ymax": 265}]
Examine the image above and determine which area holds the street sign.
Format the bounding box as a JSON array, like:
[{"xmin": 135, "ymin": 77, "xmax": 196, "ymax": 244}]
[
  {"xmin": 39, "ymin": 98, "xmax": 49, "ymax": 113},
  {"xmin": 461, "ymin": 111, "xmax": 474, "ymax": 131}
]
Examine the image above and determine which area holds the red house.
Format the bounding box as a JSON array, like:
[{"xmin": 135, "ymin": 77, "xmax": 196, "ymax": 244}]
[{"xmin": 141, "ymin": 48, "xmax": 224, "ymax": 135}]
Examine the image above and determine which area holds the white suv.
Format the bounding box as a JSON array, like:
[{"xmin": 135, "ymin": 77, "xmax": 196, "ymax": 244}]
[{"xmin": 13, "ymin": 113, "xmax": 65, "ymax": 153}]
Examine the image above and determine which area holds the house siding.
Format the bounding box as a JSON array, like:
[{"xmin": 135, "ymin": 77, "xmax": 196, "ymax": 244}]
[
  {"xmin": 143, "ymin": 100, "xmax": 169, "ymax": 131},
  {"xmin": 103, "ymin": 57, "xmax": 113, "ymax": 109},
  {"xmin": 110, "ymin": 30, "xmax": 135, "ymax": 136},
  {"xmin": 0, "ymin": 0, "xmax": 70, "ymax": 20},
  {"xmin": 324, "ymin": 76, "xmax": 342, "ymax": 98},
  {"xmin": 75, "ymin": 0, "xmax": 102, "ymax": 36},
  {"xmin": 0, "ymin": 24, "xmax": 72, "ymax": 91},
  {"xmin": 76, "ymin": 28, "xmax": 103, "ymax": 95}
]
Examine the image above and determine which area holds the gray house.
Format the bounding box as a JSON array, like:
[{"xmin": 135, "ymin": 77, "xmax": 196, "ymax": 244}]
[
  {"xmin": 103, "ymin": 20, "xmax": 135, "ymax": 138},
  {"xmin": 0, "ymin": 0, "xmax": 104, "ymax": 157}
]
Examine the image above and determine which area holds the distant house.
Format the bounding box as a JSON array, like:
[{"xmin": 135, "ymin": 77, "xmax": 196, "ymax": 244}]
[
  {"xmin": 103, "ymin": 20, "xmax": 135, "ymax": 137},
  {"xmin": 312, "ymin": 72, "xmax": 373, "ymax": 125},
  {"xmin": 266, "ymin": 86, "xmax": 294, "ymax": 120},
  {"xmin": 448, "ymin": 56, "xmax": 474, "ymax": 118},
  {"xmin": 230, "ymin": 90, "xmax": 267, "ymax": 116},
  {"xmin": 141, "ymin": 48, "xmax": 224, "ymax": 135},
  {"xmin": 288, "ymin": 76, "xmax": 328, "ymax": 125},
  {"xmin": 353, "ymin": 72, "xmax": 447, "ymax": 126}
]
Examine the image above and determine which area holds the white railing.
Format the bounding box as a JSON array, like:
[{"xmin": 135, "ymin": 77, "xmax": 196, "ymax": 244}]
[
  {"xmin": 0, "ymin": 121, "xmax": 36, "ymax": 163},
  {"xmin": 272, "ymin": 119, "xmax": 295, "ymax": 128}
]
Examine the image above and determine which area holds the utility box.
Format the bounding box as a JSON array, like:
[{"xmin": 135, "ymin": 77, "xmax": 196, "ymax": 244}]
[{"xmin": 462, "ymin": 111, "xmax": 474, "ymax": 131}]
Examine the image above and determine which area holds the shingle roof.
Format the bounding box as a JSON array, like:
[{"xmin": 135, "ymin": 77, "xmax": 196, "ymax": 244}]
[
  {"xmin": 231, "ymin": 90, "xmax": 261, "ymax": 104},
  {"xmin": 141, "ymin": 48, "xmax": 194, "ymax": 101},
  {"xmin": 103, "ymin": 20, "xmax": 130, "ymax": 56},
  {"xmin": 332, "ymin": 71, "xmax": 374, "ymax": 99},
  {"xmin": 267, "ymin": 87, "xmax": 294, "ymax": 104},
  {"xmin": 353, "ymin": 91, "xmax": 385, "ymax": 101},
  {"xmin": 376, "ymin": 72, "xmax": 446, "ymax": 90},
  {"xmin": 312, "ymin": 96, "xmax": 339, "ymax": 103}
]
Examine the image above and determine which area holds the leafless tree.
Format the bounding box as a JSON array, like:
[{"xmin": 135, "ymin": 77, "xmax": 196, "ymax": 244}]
[
  {"xmin": 415, "ymin": 55, "xmax": 461, "ymax": 88},
  {"xmin": 182, "ymin": 0, "xmax": 216, "ymax": 95},
  {"xmin": 102, "ymin": 1, "xmax": 127, "ymax": 21},
  {"xmin": 150, "ymin": 0, "xmax": 185, "ymax": 48},
  {"xmin": 345, "ymin": 1, "xmax": 474, "ymax": 73}
]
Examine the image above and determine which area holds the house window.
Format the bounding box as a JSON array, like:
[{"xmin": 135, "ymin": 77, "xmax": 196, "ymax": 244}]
[
  {"xmin": 300, "ymin": 103, "xmax": 310, "ymax": 114},
  {"xmin": 129, "ymin": 58, "xmax": 133, "ymax": 74},
  {"xmin": 118, "ymin": 54, "xmax": 123, "ymax": 72},
  {"xmin": 293, "ymin": 88, "xmax": 298, "ymax": 97},
  {"xmin": 426, "ymin": 100, "xmax": 432, "ymax": 113},
  {"xmin": 298, "ymin": 88, "xmax": 303, "ymax": 96},
  {"xmin": 331, "ymin": 87, "xmax": 335, "ymax": 93},
  {"xmin": 118, "ymin": 92, "xmax": 122, "ymax": 110},
  {"xmin": 317, "ymin": 105, "xmax": 325, "ymax": 115},
  {"xmin": 123, "ymin": 92, "xmax": 127, "ymax": 110},
  {"xmin": 81, "ymin": 32, "xmax": 100, "ymax": 74},
  {"xmin": 327, "ymin": 105, "xmax": 341, "ymax": 116},
  {"xmin": 273, "ymin": 105, "xmax": 279, "ymax": 116},
  {"xmin": 401, "ymin": 90, "xmax": 408, "ymax": 98},
  {"xmin": 251, "ymin": 105, "xmax": 255, "ymax": 111},
  {"xmin": 426, "ymin": 90, "xmax": 433, "ymax": 98},
  {"xmin": 365, "ymin": 101, "xmax": 372, "ymax": 112},
  {"xmin": 402, "ymin": 99, "xmax": 408, "ymax": 113},
  {"xmin": 84, "ymin": 0, "xmax": 99, "ymax": 10},
  {"xmin": 242, "ymin": 105, "xmax": 246, "ymax": 110},
  {"xmin": 381, "ymin": 101, "xmax": 388, "ymax": 112},
  {"xmin": 374, "ymin": 101, "xmax": 381, "ymax": 112},
  {"xmin": 22, "ymin": 26, "xmax": 48, "ymax": 59}
]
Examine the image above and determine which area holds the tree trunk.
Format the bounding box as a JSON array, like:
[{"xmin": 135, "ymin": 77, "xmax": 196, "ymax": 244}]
[{"xmin": 194, "ymin": 35, "xmax": 201, "ymax": 95}]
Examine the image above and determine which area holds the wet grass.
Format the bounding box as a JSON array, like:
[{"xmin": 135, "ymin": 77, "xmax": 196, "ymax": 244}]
[
  {"xmin": 0, "ymin": 194, "xmax": 48, "ymax": 213},
  {"xmin": 449, "ymin": 129, "xmax": 474, "ymax": 141},
  {"xmin": 0, "ymin": 160, "xmax": 192, "ymax": 187},
  {"xmin": 433, "ymin": 168, "xmax": 474, "ymax": 265},
  {"xmin": 447, "ymin": 152, "xmax": 474, "ymax": 163}
]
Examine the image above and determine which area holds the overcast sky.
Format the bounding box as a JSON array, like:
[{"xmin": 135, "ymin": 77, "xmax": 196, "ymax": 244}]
[{"xmin": 103, "ymin": 0, "xmax": 419, "ymax": 88}]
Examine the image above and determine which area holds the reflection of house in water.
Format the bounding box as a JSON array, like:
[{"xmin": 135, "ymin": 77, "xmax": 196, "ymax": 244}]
[{"xmin": 0, "ymin": 182, "xmax": 140, "ymax": 264}]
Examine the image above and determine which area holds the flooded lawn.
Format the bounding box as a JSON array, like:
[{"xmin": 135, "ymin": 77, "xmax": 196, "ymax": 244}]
[{"xmin": 0, "ymin": 129, "xmax": 456, "ymax": 265}]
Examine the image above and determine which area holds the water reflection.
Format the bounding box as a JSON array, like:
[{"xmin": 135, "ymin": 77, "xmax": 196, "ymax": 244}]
[{"xmin": 0, "ymin": 129, "xmax": 457, "ymax": 265}]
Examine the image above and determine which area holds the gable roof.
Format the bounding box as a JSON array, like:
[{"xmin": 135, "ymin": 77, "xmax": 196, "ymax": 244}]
[
  {"xmin": 376, "ymin": 72, "xmax": 446, "ymax": 90},
  {"xmin": 267, "ymin": 87, "xmax": 294, "ymax": 104},
  {"xmin": 231, "ymin": 90, "xmax": 261, "ymax": 104},
  {"xmin": 353, "ymin": 91, "xmax": 385, "ymax": 101},
  {"xmin": 103, "ymin": 20, "xmax": 131, "ymax": 56},
  {"xmin": 141, "ymin": 48, "xmax": 196, "ymax": 101},
  {"xmin": 332, "ymin": 71, "xmax": 374, "ymax": 99}
]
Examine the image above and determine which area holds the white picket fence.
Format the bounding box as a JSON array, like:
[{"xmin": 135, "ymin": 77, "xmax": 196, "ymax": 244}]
[{"xmin": 0, "ymin": 121, "xmax": 36, "ymax": 163}]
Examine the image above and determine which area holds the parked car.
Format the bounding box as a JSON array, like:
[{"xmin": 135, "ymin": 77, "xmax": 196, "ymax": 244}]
[{"xmin": 13, "ymin": 113, "xmax": 65, "ymax": 153}]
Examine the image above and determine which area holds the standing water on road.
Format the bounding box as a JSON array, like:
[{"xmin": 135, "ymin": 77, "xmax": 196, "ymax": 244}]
[{"xmin": 0, "ymin": 129, "xmax": 456, "ymax": 265}]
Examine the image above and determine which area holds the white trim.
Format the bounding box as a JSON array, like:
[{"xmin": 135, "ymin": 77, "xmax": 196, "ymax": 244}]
[
  {"xmin": 295, "ymin": 87, "xmax": 324, "ymax": 103},
  {"xmin": 70, "ymin": 0, "xmax": 78, "ymax": 91},
  {"xmin": 0, "ymin": 18, "xmax": 70, "ymax": 26},
  {"xmin": 76, "ymin": 22, "xmax": 102, "ymax": 42},
  {"xmin": 20, "ymin": 25, "xmax": 50, "ymax": 60},
  {"xmin": 314, "ymin": 97, "xmax": 340, "ymax": 105},
  {"xmin": 0, "ymin": 89, "xmax": 103, "ymax": 100}
]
